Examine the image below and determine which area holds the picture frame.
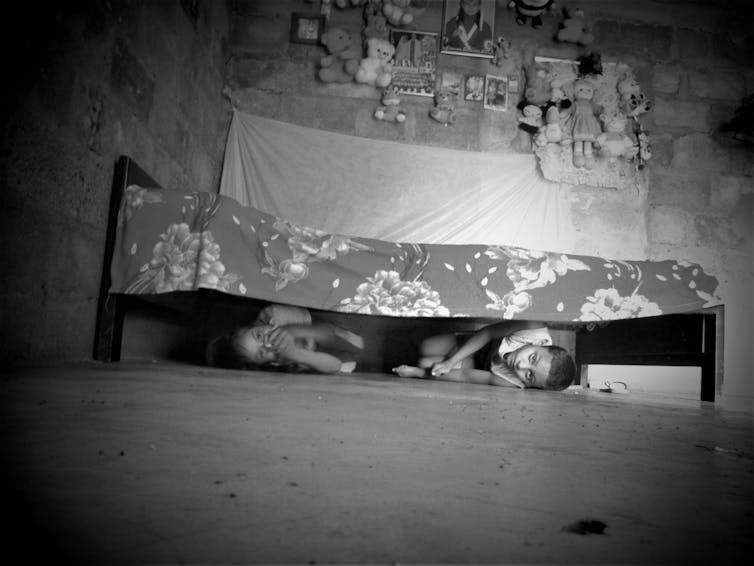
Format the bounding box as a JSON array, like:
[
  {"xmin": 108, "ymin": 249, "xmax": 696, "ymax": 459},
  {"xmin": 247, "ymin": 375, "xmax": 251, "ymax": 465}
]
[
  {"xmin": 389, "ymin": 29, "xmax": 439, "ymax": 97},
  {"xmin": 439, "ymin": 70, "xmax": 464, "ymax": 99},
  {"xmin": 441, "ymin": 0, "xmax": 496, "ymax": 59},
  {"xmin": 289, "ymin": 12, "xmax": 325, "ymax": 45},
  {"xmin": 464, "ymin": 74, "xmax": 485, "ymax": 101},
  {"xmin": 484, "ymin": 74, "xmax": 508, "ymax": 111}
]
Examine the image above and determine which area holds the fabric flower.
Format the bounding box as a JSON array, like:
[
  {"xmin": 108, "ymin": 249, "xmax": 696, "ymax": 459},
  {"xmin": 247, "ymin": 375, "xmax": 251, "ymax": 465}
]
[
  {"xmin": 336, "ymin": 270, "xmax": 450, "ymax": 317},
  {"xmin": 578, "ymin": 287, "xmax": 661, "ymax": 321}
]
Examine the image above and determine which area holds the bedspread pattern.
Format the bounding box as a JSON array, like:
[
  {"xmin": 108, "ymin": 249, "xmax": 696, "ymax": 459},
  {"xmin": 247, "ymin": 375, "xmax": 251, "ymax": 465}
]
[{"xmin": 111, "ymin": 186, "xmax": 721, "ymax": 321}]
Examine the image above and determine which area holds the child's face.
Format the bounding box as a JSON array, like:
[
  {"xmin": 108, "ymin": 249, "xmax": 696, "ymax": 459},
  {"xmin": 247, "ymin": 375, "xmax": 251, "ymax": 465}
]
[
  {"xmin": 235, "ymin": 326, "xmax": 278, "ymax": 365},
  {"xmin": 504, "ymin": 345, "xmax": 553, "ymax": 389},
  {"xmin": 461, "ymin": 0, "xmax": 481, "ymax": 16}
]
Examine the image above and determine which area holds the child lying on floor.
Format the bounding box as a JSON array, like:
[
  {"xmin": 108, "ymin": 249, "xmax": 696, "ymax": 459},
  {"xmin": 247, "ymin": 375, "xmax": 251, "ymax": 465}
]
[
  {"xmin": 393, "ymin": 321, "xmax": 575, "ymax": 391},
  {"xmin": 206, "ymin": 304, "xmax": 363, "ymax": 374}
]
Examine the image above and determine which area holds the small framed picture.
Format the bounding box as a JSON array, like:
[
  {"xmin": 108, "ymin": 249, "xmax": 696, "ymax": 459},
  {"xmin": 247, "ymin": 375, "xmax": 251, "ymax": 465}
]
[
  {"xmin": 390, "ymin": 29, "xmax": 439, "ymax": 97},
  {"xmin": 484, "ymin": 74, "xmax": 508, "ymax": 111},
  {"xmin": 290, "ymin": 12, "xmax": 325, "ymax": 45},
  {"xmin": 464, "ymin": 74, "xmax": 485, "ymax": 101},
  {"xmin": 439, "ymin": 70, "xmax": 464, "ymax": 98},
  {"xmin": 441, "ymin": 0, "xmax": 496, "ymax": 59}
]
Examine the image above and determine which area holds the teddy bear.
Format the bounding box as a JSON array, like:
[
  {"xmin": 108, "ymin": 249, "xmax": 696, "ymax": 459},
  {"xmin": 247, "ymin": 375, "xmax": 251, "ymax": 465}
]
[
  {"xmin": 429, "ymin": 89, "xmax": 457, "ymax": 126},
  {"xmin": 355, "ymin": 37, "xmax": 395, "ymax": 88},
  {"xmin": 318, "ymin": 28, "xmax": 361, "ymax": 84},
  {"xmin": 383, "ymin": 0, "xmax": 414, "ymax": 27},
  {"xmin": 507, "ymin": 0, "xmax": 556, "ymax": 29},
  {"xmin": 374, "ymin": 84, "xmax": 407, "ymax": 123},
  {"xmin": 555, "ymin": 6, "xmax": 594, "ymax": 45},
  {"xmin": 596, "ymin": 111, "xmax": 637, "ymax": 164},
  {"xmin": 362, "ymin": 1, "xmax": 390, "ymax": 42}
]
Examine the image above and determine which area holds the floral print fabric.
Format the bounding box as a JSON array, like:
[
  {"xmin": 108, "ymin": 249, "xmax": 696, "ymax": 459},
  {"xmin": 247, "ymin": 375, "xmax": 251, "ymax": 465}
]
[{"xmin": 111, "ymin": 185, "xmax": 721, "ymax": 322}]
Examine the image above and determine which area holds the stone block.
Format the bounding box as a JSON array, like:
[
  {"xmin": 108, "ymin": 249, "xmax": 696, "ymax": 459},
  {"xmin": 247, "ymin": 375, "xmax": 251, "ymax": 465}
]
[
  {"xmin": 710, "ymin": 175, "xmax": 754, "ymax": 212},
  {"xmin": 647, "ymin": 205, "xmax": 691, "ymax": 245},
  {"xmin": 671, "ymin": 133, "xmax": 754, "ymax": 175},
  {"xmin": 648, "ymin": 169, "xmax": 710, "ymax": 211},
  {"xmin": 687, "ymin": 70, "xmax": 746, "ymax": 101},
  {"xmin": 652, "ymin": 65, "xmax": 681, "ymax": 95},
  {"xmin": 694, "ymin": 208, "xmax": 752, "ymax": 251},
  {"xmin": 111, "ymin": 38, "xmax": 155, "ymax": 123},
  {"xmin": 647, "ymin": 134, "xmax": 674, "ymax": 168},
  {"xmin": 593, "ymin": 21, "xmax": 672, "ymax": 60},
  {"xmin": 230, "ymin": 12, "xmax": 290, "ymax": 55},
  {"xmin": 676, "ymin": 28, "xmax": 711, "ymax": 60},
  {"xmin": 653, "ymin": 98, "xmax": 710, "ymax": 132}
]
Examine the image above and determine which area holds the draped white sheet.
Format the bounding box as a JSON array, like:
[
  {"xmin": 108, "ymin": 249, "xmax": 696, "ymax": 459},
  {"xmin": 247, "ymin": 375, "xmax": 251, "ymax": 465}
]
[{"xmin": 220, "ymin": 110, "xmax": 575, "ymax": 252}]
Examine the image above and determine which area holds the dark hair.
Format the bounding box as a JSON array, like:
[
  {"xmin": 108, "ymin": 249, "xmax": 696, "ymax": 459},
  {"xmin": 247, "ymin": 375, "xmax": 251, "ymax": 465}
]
[
  {"xmin": 205, "ymin": 328, "xmax": 299, "ymax": 373},
  {"xmin": 205, "ymin": 333, "xmax": 246, "ymax": 369},
  {"xmin": 545, "ymin": 345, "xmax": 576, "ymax": 391}
]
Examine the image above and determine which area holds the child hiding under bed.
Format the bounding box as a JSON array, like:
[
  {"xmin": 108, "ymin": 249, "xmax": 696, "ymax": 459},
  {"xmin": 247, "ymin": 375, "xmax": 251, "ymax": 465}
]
[
  {"xmin": 205, "ymin": 304, "xmax": 364, "ymax": 374},
  {"xmin": 393, "ymin": 321, "xmax": 575, "ymax": 391}
]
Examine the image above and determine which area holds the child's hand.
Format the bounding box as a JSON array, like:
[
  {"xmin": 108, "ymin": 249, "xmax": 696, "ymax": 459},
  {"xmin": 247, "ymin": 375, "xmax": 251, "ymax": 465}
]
[
  {"xmin": 265, "ymin": 327, "xmax": 296, "ymax": 358},
  {"xmin": 430, "ymin": 360, "xmax": 455, "ymax": 377}
]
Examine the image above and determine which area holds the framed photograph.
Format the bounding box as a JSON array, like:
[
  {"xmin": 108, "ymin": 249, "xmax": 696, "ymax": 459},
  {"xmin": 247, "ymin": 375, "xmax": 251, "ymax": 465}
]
[
  {"xmin": 439, "ymin": 70, "xmax": 464, "ymax": 98},
  {"xmin": 441, "ymin": 0, "xmax": 495, "ymax": 59},
  {"xmin": 484, "ymin": 74, "xmax": 508, "ymax": 111},
  {"xmin": 464, "ymin": 74, "xmax": 485, "ymax": 101},
  {"xmin": 390, "ymin": 30, "xmax": 439, "ymax": 97},
  {"xmin": 289, "ymin": 12, "xmax": 325, "ymax": 45}
]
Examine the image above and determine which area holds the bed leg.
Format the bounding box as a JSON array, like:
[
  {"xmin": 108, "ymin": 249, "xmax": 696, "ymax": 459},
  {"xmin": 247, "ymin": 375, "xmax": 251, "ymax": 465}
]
[
  {"xmin": 700, "ymin": 313, "xmax": 716, "ymax": 403},
  {"xmin": 93, "ymin": 293, "xmax": 125, "ymax": 362}
]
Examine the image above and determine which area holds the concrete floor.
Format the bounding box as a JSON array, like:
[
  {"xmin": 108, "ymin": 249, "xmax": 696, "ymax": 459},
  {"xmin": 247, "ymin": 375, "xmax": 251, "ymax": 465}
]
[{"xmin": 1, "ymin": 362, "xmax": 752, "ymax": 565}]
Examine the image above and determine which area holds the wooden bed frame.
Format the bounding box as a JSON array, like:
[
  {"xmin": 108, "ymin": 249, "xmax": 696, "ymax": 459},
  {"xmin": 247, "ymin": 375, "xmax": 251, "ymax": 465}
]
[{"xmin": 94, "ymin": 155, "xmax": 720, "ymax": 402}]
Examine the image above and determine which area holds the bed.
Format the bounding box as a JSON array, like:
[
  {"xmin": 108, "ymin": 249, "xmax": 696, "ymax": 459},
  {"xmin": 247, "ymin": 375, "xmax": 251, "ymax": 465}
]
[{"xmin": 95, "ymin": 155, "xmax": 722, "ymax": 400}]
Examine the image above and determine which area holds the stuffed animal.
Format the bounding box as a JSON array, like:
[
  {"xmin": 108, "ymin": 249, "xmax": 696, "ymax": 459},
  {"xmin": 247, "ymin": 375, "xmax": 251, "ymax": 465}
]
[
  {"xmin": 616, "ymin": 68, "xmax": 652, "ymax": 118},
  {"xmin": 429, "ymin": 89, "xmax": 457, "ymax": 125},
  {"xmin": 521, "ymin": 60, "xmax": 551, "ymax": 107},
  {"xmin": 578, "ymin": 52, "xmax": 603, "ymax": 76},
  {"xmin": 318, "ymin": 28, "xmax": 361, "ymax": 84},
  {"xmin": 555, "ymin": 6, "xmax": 594, "ymax": 45},
  {"xmin": 492, "ymin": 36, "xmax": 512, "ymax": 68},
  {"xmin": 507, "ymin": 0, "xmax": 556, "ymax": 29},
  {"xmin": 363, "ymin": 1, "xmax": 390, "ymax": 42},
  {"xmin": 374, "ymin": 85, "xmax": 407, "ymax": 123},
  {"xmin": 355, "ymin": 37, "xmax": 395, "ymax": 88},
  {"xmin": 519, "ymin": 104, "xmax": 543, "ymax": 132},
  {"xmin": 597, "ymin": 111, "xmax": 636, "ymax": 164},
  {"xmin": 536, "ymin": 104, "xmax": 564, "ymax": 145},
  {"xmin": 565, "ymin": 79, "xmax": 601, "ymax": 169},
  {"xmin": 334, "ymin": 0, "xmax": 368, "ymax": 8},
  {"xmin": 383, "ymin": 0, "xmax": 413, "ymax": 27}
]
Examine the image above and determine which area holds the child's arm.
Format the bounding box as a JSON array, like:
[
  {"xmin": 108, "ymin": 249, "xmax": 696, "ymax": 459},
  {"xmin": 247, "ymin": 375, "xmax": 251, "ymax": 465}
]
[
  {"xmin": 431, "ymin": 320, "xmax": 545, "ymax": 377},
  {"xmin": 277, "ymin": 323, "xmax": 364, "ymax": 350},
  {"xmin": 265, "ymin": 326, "xmax": 346, "ymax": 374}
]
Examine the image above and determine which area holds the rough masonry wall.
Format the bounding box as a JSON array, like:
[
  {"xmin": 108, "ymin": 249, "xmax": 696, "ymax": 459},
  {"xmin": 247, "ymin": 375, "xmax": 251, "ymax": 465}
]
[{"xmin": 0, "ymin": 1, "xmax": 232, "ymax": 363}]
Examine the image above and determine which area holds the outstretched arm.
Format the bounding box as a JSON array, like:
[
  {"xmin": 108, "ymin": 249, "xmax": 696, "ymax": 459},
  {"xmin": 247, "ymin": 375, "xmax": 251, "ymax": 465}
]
[
  {"xmin": 279, "ymin": 323, "xmax": 364, "ymax": 350},
  {"xmin": 431, "ymin": 320, "xmax": 545, "ymax": 376}
]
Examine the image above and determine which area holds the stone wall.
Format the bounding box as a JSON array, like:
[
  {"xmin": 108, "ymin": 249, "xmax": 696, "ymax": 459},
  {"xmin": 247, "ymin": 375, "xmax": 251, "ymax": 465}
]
[
  {"xmin": 0, "ymin": 1, "xmax": 232, "ymax": 363},
  {"xmin": 226, "ymin": 0, "xmax": 753, "ymax": 410}
]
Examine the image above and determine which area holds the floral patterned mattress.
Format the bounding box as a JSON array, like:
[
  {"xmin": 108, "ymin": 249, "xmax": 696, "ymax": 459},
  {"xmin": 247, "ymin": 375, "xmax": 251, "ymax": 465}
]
[{"xmin": 110, "ymin": 185, "xmax": 722, "ymax": 322}]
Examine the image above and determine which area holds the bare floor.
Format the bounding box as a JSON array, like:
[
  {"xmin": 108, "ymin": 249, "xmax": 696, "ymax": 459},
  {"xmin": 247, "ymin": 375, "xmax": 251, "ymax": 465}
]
[{"xmin": 1, "ymin": 362, "xmax": 753, "ymax": 565}]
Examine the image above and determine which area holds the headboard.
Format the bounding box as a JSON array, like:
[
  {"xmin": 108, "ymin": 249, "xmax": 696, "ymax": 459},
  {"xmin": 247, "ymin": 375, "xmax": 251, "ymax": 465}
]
[{"xmin": 94, "ymin": 157, "xmax": 162, "ymax": 361}]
